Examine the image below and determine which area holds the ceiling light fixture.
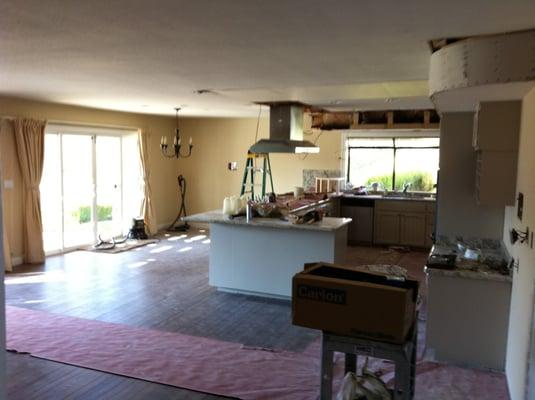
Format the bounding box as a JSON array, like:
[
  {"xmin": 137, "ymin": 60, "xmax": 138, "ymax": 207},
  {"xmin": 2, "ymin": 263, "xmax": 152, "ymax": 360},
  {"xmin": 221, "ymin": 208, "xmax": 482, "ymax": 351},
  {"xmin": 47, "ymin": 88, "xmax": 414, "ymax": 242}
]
[{"xmin": 160, "ymin": 107, "xmax": 193, "ymax": 158}]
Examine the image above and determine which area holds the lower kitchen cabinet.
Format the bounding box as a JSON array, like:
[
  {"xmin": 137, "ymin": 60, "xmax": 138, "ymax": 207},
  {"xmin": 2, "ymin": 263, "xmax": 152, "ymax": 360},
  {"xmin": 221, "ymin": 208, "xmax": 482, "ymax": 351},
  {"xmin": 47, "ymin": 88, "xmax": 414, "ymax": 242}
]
[
  {"xmin": 373, "ymin": 211, "xmax": 400, "ymax": 245},
  {"xmin": 374, "ymin": 200, "xmax": 435, "ymax": 248},
  {"xmin": 341, "ymin": 205, "xmax": 374, "ymax": 245},
  {"xmin": 399, "ymin": 212, "xmax": 426, "ymax": 247},
  {"xmin": 340, "ymin": 197, "xmax": 436, "ymax": 248}
]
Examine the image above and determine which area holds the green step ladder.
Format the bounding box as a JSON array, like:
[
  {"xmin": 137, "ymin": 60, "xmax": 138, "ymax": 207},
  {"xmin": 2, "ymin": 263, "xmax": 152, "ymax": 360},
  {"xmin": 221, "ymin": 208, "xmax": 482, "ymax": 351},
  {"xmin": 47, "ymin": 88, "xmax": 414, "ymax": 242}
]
[{"xmin": 240, "ymin": 151, "xmax": 274, "ymax": 199}]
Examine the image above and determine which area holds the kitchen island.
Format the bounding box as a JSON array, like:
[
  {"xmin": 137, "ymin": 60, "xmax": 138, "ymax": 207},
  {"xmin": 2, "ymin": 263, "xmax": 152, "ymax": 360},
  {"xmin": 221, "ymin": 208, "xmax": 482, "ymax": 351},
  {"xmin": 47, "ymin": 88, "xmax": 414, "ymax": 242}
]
[{"xmin": 184, "ymin": 210, "xmax": 351, "ymax": 298}]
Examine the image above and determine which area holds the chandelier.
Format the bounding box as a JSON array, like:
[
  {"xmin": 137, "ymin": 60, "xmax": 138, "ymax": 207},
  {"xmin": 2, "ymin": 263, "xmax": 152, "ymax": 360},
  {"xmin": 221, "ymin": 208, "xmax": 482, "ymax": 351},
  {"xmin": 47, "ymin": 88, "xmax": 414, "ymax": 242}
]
[{"xmin": 160, "ymin": 107, "xmax": 193, "ymax": 158}]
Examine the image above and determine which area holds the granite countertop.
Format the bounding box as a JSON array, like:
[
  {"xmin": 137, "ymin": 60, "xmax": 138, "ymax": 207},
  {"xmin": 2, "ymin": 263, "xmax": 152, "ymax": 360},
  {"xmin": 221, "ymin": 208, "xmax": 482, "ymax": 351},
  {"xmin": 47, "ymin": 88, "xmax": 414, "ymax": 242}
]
[
  {"xmin": 425, "ymin": 265, "xmax": 512, "ymax": 283},
  {"xmin": 338, "ymin": 193, "xmax": 437, "ymax": 202},
  {"xmin": 184, "ymin": 210, "xmax": 352, "ymax": 232},
  {"xmin": 425, "ymin": 240, "xmax": 512, "ymax": 283}
]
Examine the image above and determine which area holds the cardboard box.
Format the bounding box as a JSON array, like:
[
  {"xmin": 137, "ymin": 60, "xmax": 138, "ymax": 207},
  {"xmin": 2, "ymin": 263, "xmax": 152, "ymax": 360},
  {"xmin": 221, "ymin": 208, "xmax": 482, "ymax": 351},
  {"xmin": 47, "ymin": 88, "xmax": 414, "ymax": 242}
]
[{"xmin": 292, "ymin": 262, "xmax": 419, "ymax": 343}]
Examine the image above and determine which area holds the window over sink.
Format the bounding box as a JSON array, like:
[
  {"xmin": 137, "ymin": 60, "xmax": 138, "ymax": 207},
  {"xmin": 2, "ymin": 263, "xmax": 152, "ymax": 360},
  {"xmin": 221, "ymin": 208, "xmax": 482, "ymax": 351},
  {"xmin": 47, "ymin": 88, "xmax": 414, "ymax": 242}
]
[{"xmin": 345, "ymin": 137, "xmax": 440, "ymax": 193}]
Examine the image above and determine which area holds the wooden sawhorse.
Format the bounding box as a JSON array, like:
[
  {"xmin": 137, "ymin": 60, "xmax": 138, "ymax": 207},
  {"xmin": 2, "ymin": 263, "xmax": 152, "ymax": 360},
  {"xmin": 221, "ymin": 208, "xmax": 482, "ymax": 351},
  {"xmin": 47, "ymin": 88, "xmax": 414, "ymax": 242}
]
[{"xmin": 320, "ymin": 323, "xmax": 417, "ymax": 400}]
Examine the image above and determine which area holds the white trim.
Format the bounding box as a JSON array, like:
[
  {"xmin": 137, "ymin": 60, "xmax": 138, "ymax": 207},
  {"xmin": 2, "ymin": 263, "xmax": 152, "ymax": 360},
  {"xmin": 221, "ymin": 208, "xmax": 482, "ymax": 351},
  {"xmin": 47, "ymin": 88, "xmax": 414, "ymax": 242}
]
[
  {"xmin": 42, "ymin": 127, "xmax": 141, "ymax": 253},
  {"xmin": 46, "ymin": 123, "xmax": 138, "ymax": 136},
  {"xmin": 157, "ymin": 221, "xmax": 172, "ymax": 232},
  {"xmin": 340, "ymin": 129, "xmax": 441, "ymax": 184},
  {"xmin": 11, "ymin": 256, "xmax": 23, "ymax": 267},
  {"xmin": 342, "ymin": 129, "xmax": 439, "ymax": 138},
  {"xmin": 156, "ymin": 221, "xmax": 209, "ymax": 232}
]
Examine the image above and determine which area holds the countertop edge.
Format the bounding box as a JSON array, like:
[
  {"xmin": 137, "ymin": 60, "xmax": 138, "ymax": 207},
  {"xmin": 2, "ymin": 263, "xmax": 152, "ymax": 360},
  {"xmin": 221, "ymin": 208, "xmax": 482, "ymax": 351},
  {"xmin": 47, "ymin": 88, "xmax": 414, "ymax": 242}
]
[
  {"xmin": 425, "ymin": 266, "xmax": 512, "ymax": 283},
  {"xmin": 184, "ymin": 211, "xmax": 352, "ymax": 232}
]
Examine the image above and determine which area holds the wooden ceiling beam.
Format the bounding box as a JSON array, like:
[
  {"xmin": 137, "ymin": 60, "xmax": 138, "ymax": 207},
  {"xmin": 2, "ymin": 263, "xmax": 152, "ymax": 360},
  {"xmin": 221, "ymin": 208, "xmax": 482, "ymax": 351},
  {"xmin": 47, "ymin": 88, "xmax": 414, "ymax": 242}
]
[{"xmin": 309, "ymin": 109, "xmax": 439, "ymax": 130}]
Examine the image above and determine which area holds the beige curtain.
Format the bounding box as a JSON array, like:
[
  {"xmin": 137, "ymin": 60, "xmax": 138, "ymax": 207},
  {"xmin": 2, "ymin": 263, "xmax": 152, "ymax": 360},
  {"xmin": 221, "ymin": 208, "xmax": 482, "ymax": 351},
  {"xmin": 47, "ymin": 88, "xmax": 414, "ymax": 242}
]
[
  {"xmin": 138, "ymin": 129, "xmax": 158, "ymax": 236},
  {"xmin": 14, "ymin": 118, "xmax": 46, "ymax": 264},
  {"xmin": 0, "ymin": 120, "xmax": 13, "ymax": 272},
  {"xmin": 0, "ymin": 169, "xmax": 12, "ymax": 272}
]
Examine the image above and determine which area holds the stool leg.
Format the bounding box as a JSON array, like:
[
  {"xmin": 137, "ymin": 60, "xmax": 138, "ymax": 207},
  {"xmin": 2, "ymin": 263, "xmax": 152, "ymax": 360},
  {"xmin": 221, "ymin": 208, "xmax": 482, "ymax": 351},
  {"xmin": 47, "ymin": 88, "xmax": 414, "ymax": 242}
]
[
  {"xmin": 344, "ymin": 353, "xmax": 357, "ymax": 374},
  {"xmin": 410, "ymin": 342, "xmax": 417, "ymax": 398},
  {"xmin": 394, "ymin": 359, "xmax": 412, "ymax": 400},
  {"xmin": 320, "ymin": 336, "xmax": 334, "ymax": 400}
]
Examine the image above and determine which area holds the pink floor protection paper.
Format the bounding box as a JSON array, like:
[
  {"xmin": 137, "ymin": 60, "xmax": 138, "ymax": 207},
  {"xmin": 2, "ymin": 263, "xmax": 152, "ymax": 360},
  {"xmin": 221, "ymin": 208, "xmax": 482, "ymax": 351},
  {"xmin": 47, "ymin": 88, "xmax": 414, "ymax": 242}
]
[{"xmin": 6, "ymin": 306, "xmax": 509, "ymax": 400}]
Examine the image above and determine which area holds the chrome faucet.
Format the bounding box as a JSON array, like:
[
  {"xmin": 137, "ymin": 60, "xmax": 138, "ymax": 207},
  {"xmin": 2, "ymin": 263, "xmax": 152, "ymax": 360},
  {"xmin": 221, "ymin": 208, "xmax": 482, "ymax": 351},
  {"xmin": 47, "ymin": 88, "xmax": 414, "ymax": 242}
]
[{"xmin": 403, "ymin": 182, "xmax": 412, "ymax": 194}]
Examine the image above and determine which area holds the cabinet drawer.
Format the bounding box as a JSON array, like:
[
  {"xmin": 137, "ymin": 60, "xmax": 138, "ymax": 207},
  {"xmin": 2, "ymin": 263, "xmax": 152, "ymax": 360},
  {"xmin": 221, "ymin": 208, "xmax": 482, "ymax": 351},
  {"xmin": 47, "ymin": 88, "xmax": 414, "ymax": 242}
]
[
  {"xmin": 426, "ymin": 203, "xmax": 436, "ymax": 213},
  {"xmin": 375, "ymin": 200, "xmax": 427, "ymax": 213}
]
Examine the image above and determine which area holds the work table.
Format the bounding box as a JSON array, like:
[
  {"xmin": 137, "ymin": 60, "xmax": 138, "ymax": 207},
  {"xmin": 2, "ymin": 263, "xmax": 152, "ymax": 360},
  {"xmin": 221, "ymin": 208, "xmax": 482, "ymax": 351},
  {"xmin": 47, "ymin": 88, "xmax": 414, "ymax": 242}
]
[{"xmin": 184, "ymin": 210, "xmax": 351, "ymax": 232}]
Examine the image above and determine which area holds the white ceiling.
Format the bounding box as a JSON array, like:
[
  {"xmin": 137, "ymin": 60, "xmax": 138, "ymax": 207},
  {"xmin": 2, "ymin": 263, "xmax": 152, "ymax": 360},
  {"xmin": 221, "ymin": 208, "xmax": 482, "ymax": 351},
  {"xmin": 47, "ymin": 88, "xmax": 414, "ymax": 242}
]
[{"xmin": 1, "ymin": 0, "xmax": 534, "ymax": 116}]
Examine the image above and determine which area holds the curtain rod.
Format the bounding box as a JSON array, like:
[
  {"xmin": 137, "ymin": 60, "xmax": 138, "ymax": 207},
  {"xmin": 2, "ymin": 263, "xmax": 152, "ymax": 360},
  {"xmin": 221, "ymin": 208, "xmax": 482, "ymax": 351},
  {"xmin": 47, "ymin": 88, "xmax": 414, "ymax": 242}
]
[
  {"xmin": 47, "ymin": 120, "xmax": 140, "ymax": 132},
  {"xmin": 1, "ymin": 115, "xmax": 140, "ymax": 131}
]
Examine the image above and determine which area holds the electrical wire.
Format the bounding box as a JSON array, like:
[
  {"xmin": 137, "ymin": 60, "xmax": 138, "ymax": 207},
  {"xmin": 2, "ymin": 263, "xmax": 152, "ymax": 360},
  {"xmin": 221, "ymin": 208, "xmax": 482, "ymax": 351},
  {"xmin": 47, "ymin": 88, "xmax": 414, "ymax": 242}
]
[
  {"xmin": 254, "ymin": 105, "xmax": 262, "ymax": 143},
  {"xmin": 299, "ymin": 130, "xmax": 324, "ymax": 160},
  {"xmin": 253, "ymin": 105, "xmax": 262, "ymax": 170}
]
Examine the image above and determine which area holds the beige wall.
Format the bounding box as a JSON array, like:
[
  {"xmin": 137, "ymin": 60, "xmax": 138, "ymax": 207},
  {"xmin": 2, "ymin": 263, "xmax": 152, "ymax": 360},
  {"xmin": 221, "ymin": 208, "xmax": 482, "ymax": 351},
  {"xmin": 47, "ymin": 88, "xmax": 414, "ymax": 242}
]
[
  {"xmin": 436, "ymin": 112, "xmax": 505, "ymax": 239},
  {"xmin": 0, "ymin": 96, "xmax": 178, "ymax": 261},
  {"xmin": 506, "ymin": 87, "xmax": 535, "ymax": 400},
  {"xmin": 178, "ymin": 117, "xmax": 342, "ymax": 215},
  {"xmin": 0, "ymin": 96, "xmax": 343, "ymax": 261}
]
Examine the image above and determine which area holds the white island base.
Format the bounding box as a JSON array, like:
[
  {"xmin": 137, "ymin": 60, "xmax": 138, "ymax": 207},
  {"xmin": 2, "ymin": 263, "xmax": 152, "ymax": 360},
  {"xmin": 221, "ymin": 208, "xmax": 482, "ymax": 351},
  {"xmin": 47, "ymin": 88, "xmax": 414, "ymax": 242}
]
[{"xmin": 185, "ymin": 211, "xmax": 351, "ymax": 299}]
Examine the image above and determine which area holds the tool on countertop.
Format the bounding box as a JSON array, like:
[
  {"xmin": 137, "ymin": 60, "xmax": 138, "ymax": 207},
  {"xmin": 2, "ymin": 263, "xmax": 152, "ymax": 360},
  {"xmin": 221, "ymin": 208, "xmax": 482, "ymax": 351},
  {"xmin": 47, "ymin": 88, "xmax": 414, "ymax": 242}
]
[{"xmin": 426, "ymin": 253, "xmax": 457, "ymax": 270}]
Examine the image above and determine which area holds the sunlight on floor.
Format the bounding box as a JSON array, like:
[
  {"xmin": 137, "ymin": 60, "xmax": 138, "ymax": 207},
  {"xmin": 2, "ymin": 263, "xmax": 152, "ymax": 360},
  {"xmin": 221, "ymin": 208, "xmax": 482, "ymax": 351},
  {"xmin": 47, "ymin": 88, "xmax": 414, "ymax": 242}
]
[
  {"xmin": 184, "ymin": 235, "xmax": 206, "ymax": 243},
  {"xmin": 5, "ymin": 271, "xmax": 67, "ymax": 285},
  {"xmin": 128, "ymin": 261, "xmax": 149, "ymax": 269},
  {"xmin": 202, "ymin": 239, "xmax": 211, "ymax": 244},
  {"xmin": 178, "ymin": 247, "xmax": 192, "ymax": 253},
  {"xmin": 150, "ymin": 245, "xmax": 173, "ymax": 254},
  {"xmin": 168, "ymin": 234, "xmax": 187, "ymax": 242}
]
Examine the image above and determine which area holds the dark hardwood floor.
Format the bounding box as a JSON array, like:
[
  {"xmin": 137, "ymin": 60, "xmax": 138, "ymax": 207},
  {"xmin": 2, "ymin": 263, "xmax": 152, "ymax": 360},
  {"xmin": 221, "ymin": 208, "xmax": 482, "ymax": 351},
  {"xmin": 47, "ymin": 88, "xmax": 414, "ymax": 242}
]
[{"xmin": 5, "ymin": 228, "xmax": 428, "ymax": 399}]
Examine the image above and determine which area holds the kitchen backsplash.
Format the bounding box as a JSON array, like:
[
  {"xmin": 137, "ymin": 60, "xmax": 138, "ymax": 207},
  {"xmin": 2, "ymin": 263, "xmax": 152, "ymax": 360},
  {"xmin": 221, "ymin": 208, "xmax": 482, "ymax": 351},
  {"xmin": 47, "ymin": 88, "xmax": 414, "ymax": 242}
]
[{"xmin": 302, "ymin": 169, "xmax": 342, "ymax": 190}]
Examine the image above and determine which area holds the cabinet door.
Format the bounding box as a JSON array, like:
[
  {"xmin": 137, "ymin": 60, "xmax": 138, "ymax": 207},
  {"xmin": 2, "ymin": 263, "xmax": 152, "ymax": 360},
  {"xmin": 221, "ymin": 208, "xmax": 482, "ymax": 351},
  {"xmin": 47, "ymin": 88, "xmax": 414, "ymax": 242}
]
[
  {"xmin": 341, "ymin": 206, "xmax": 374, "ymax": 245},
  {"xmin": 425, "ymin": 213, "xmax": 436, "ymax": 248},
  {"xmin": 353, "ymin": 207, "xmax": 374, "ymax": 244},
  {"xmin": 341, "ymin": 206, "xmax": 357, "ymax": 241},
  {"xmin": 400, "ymin": 212, "xmax": 426, "ymax": 247},
  {"xmin": 374, "ymin": 211, "xmax": 400, "ymax": 245}
]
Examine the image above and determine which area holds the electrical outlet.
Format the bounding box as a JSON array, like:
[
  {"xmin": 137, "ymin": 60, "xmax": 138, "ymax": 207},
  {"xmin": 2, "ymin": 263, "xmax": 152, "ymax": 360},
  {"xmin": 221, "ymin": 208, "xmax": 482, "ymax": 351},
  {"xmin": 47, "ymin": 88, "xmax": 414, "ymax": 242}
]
[
  {"xmin": 227, "ymin": 162, "xmax": 237, "ymax": 171},
  {"xmin": 3, "ymin": 179, "xmax": 13, "ymax": 189}
]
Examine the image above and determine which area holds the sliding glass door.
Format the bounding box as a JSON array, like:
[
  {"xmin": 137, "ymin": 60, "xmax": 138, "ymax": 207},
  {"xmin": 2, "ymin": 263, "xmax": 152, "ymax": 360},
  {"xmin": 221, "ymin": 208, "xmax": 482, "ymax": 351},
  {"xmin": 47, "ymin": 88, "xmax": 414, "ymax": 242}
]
[
  {"xmin": 95, "ymin": 136, "xmax": 123, "ymax": 241},
  {"xmin": 41, "ymin": 127, "xmax": 141, "ymax": 254},
  {"xmin": 62, "ymin": 134, "xmax": 95, "ymax": 249}
]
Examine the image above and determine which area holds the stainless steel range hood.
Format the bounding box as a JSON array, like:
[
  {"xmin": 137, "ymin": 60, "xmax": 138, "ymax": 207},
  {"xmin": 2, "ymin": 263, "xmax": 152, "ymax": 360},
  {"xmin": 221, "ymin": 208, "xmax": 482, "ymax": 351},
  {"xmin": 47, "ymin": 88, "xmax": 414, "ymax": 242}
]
[{"xmin": 249, "ymin": 103, "xmax": 319, "ymax": 154}]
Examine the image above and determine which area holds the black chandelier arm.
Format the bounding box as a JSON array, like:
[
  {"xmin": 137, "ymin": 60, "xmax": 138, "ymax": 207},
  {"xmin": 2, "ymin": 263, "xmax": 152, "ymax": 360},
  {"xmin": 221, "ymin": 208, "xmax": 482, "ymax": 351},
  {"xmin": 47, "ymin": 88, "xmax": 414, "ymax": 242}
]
[
  {"xmin": 160, "ymin": 107, "xmax": 193, "ymax": 159},
  {"xmin": 177, "ymin": 144, "xmax": 193, "ymax": 158},
  {"xmin": 160, "ymin": 143, "xmax": 193, "ymax": 158}
]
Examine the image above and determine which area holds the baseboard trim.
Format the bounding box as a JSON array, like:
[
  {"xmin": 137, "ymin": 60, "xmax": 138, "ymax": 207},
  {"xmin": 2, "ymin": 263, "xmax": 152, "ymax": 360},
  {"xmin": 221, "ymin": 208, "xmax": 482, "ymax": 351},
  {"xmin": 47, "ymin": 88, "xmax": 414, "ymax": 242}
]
[
  {"xmin": 157, "ymin": 221, "xmax": 209, "ymax": 232},
  {"xmin": 11, "ymin": 256, "xmax": 23, "ymax": 267}
]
